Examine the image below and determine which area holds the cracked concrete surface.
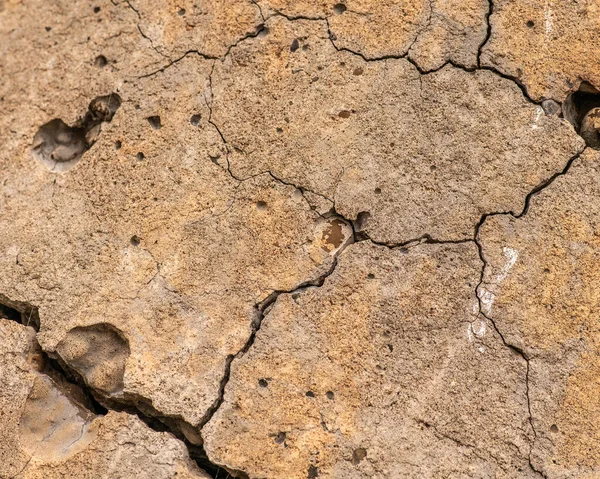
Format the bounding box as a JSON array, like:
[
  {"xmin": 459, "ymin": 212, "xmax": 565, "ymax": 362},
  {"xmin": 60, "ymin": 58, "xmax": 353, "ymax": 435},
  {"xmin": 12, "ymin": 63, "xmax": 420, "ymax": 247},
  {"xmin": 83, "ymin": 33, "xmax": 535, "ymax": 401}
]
[{"xmin": 1, "ymin": 0, "xmax": 600, "ymax": 478}]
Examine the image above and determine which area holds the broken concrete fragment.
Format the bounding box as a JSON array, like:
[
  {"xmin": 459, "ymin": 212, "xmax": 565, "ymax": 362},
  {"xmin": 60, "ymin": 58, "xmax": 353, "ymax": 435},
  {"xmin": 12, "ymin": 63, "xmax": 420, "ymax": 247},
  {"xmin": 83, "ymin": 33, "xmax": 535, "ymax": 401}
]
[
  {"xmin": 478, "ymin": 148, "xmax": 600, "ymax": 477},
  {"xmin": 56, "ymin": 323, "xmax": 130, "ymax": 397},
  {"xmin": 259, "ymin": 0, "xmax": 488, "ymax": 69},
  {"xmin": 0, "ymin": 53, "xmax": 346, "ymax": 429},
  {"xmin": 212, "ymin": 16, "xmax": 583, "ymax": 244},
  {"xmin": 204, "ymin": 241, "xmax": 535, "ymax": 478},
  {"xmin": 481, "ymin": 0, "xmax": 600, "ymax": 102},
  {"xmin": 0, "ymin": 320, "xmax": 209, "ymax": 478}
]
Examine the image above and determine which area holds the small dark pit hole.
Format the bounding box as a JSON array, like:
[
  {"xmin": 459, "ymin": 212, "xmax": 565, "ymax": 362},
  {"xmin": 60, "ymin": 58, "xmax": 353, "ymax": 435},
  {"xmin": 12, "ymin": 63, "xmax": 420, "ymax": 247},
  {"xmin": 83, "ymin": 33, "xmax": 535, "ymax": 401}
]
[
  {"xmin": 45, "ymin": 26, "xmax": 51, "ymax": 32},
  {"xmin": 190, "ymin": 114, "xmax": 201, "ymax": 126},
  {"xmin": 147, "ymin": 116, "xmax": 162, "ymax": 130},
  {"xmin": 367, "ymin": 273, "xmax": 375, "ymax": 280},
  {"xmin": 338, "ymin": 110, "xmax": 351, "ymax": 118},
  {"xmin": 130, "ymin": 235, "xmax": 141, "ymax": 246},
  {"xmin": 32, "ymin": 94, "xmax": 121, "ymax": 172},
  {"xmin": 302, "ymin": 44, "xmax": 309, "ymax": 52},
  {"xmin": 0, "ymin": 297, "xmax": 41, "ymax": 331},
  {"xmin": 374, "ymin": 187, "xmax": 381, "ymax": 194},
  {"xmin": 333, "ymin": 3, "xmax": 347, "ymax": 14},
  {"xmin": 308, "ymin": 465, "xmax": 319, "ymax": 478},
  {"xmin": 306, "ymin": 391, "xmax": 315, "ymax": 397},
  {"xmin": 258, "ymin": 378, "xmax": 269, "ymax": 387},
  {"xmin": 352, "ymin": 448, "xmax": 367, "ymax": 465},
  {"xmin": 563, "ymin": 82, "xmax": 600, "ymax": 149},
  {"xmin": 526, "ymin": 20, "xmax": 534, "ymax": 28},
  {"xmin": 136, "ymin": 152, "xmax": 145, "ymax": 161},
  {"xmin": 114, "ymin": 140, "xmax": 122, "ymax": 150},
  {"xmin": 94, "ymin": 6, "xmax": 101, "ymax": 13},
  {"xmin": 290, "ymin": 39, "xmax": 300, "ymax": 52},
  {"xmin": 94, "ymin": 55, "xmax": 108, "ymax": 68},
  {"xmin": 326, "ymin": 391, "xmax": 334, "ymax": 400},
  {"xmin": 354, "ymin": 211, "xmax": 371, "ymax": 231},
  {"xmin": 178, "ymin": 8, "xmax": 186, "ymax": 15},
  {"xmin": 353, "ymin": 67, "xmax": 363, "ymax": 76},
  {"xmin": 256, "ymin": 201, "xmax": 268, "ymax": 211},
  {"xmin": 387, "ymin": 344, "xmax": 393, "ymax": 352},
  {"xmin": 274, "ymin": 432, "xmax": 286, "ymax": 444},
  {"xmin": 276, "ymin": 127, "xmax": 283, "ymax": 134},
  {"xmin": 551, "ymin": 424, "xmax": 559, "ymax": 433}
]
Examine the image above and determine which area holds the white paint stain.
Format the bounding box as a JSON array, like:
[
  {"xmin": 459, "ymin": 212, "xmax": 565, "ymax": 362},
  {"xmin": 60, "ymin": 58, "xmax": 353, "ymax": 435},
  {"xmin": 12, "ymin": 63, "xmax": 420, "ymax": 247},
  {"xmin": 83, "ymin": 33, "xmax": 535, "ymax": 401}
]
[
  {"xmin": 477, "ymin": 247, "xmax": 519, "ymax": 318},
  {"xmin": 471, "ymin": 317, "xmax": 487, "ymax": 338},
  {"xmin": 498, "ymin": 247, "xmax": 519, "ymax": 282},
  {"xmin": 478, "ymin": 288, "xmax": 495, "ymax": 316},
  {"xmin": 544, "ymin": 5, "xmax": 554, "ymax": 42},
  {"xmin": 531, "ymin": 106, "xmax": 544, "ymax": 129}
]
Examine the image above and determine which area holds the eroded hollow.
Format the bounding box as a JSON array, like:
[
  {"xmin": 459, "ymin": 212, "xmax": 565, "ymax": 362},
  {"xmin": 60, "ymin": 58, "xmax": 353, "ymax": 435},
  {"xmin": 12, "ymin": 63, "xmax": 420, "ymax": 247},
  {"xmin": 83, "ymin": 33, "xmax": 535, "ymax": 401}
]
[
  {"xmin": 563, "ymin": 82, "xmax": 600, "ymax": 148},
  {"xmin": 0, "ymin": 294, "xmax": 40, "ymax": 331},
  {"xmin": 56, "ymin": 323, "xmax": 130, "ymax": 397},
  {"xmin": 32, "ymin": 93, "xmax": 121, "ymax": 172}
]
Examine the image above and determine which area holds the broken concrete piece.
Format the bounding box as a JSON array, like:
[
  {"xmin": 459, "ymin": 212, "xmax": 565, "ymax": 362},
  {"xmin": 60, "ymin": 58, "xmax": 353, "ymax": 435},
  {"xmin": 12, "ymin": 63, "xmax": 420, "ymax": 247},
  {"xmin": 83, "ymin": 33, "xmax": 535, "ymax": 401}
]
[
  {"xmin": 0, "ymin": 50, "xmax": 350, "ymax": 430},
  {"xmin": 481, "ymin": 0, "xmax": 600, "ymax": 102},
  {"xmin": 478, "ymin": 148, "xmax": 600, "ymax": 477},
  {"xmin": 204, "ymin": 241, "xmax": 535, "ymax": 478},
  {"xmin": 0, "ymin": 320, "xmax": 208, "ymax": 478},
  {"xmin": 212, "ymin": 16, "xmax": 583, "ymax": 244}
]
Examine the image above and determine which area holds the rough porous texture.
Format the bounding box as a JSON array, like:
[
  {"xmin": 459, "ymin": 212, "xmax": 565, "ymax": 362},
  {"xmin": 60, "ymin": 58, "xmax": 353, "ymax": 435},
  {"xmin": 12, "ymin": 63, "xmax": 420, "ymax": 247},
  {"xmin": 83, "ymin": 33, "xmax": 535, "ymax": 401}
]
[{"xmin": 1, "ymin": 0, "xmax": 599, "ymax": 478}]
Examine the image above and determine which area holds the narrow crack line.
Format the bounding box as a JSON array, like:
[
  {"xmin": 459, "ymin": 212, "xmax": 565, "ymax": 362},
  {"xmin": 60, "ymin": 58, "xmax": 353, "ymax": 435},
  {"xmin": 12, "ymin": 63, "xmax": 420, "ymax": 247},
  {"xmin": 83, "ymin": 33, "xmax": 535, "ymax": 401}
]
[
  {"xmin": 137, "ymin": 25, "xmax": 169, "ymax": 60},
  {"xmin": 249, "ymin": 0, "xmax": 266, "ymax": 23},
  {"xmin": 138, "ymin": 22, "xmax": 266, "ymax": 80},
  {"xmin": 406, "ymin": 0, "xmax": 435, "ymax": 58},
  {"xmin": 138, "ymin": 51, "xmax": 217, "ymax": 79},
  {"xmin": 476, "ymin": 0, "xmax": 494, "ymax": 69},
  {"xmin": 323, "ymin": 15, "xmax": 541, "ymax": 105},
  {"xmin": 361, "ymin": 232, "xmax": 475, "ymax": 250},
  {"xmin": 473, "ymin": 227, "xmax": 543, "ymax": 477},
  {"xmin": 196, "ymin": 255, "xmax": 344, "ymax": 475},
  {"xmin": 515, "ymin": 149, "xmax": 585, "ymax": 217}
]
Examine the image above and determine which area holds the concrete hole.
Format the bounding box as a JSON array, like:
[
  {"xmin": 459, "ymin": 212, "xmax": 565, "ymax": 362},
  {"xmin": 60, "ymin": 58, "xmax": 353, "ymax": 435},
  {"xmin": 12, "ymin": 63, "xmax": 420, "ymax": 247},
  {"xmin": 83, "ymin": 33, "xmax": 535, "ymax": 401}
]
[
  {"xmin": 563, "ymin": 81, "xmax": 600, "ymax": 148},
  {"xmin": 190, "ymin": 114, "xmax": 201, "ymax": 126},
  {"xmin": 333, "ymin": 3, "xmax": 347, "ymax": 14},
  {"xmin": 256, "ymin": 201, "xmax": 268, "ymax": 211},
  {"xmin": 326, "ymin": 391, "xmax": 334, "ymax": 399},
  {"xmin": 147, "ymin": 115, "xmax": 162, "ymax": 130},
  {"xmin": 94, "ymin": 55, "xmax": 107, "ymax": 67},
  {"xmin": 352, "ymin": 448, "xmax": 367, "ymax": 465},
  {"xmin": 32, "ymin": 93, "xmax": 121, "ymax": 172}
]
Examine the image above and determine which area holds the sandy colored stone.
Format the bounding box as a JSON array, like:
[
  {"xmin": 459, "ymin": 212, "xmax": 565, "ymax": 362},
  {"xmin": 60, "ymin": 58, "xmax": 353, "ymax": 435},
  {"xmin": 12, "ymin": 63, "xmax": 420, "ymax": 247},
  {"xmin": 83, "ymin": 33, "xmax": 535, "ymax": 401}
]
[
  {"xmin": 259, "ymin": 0, "xmax": 488, "ymax": 69},
  {"xmin": 478, "ymin": 148, "xmax": 600, "ymax": 477},
  {"xmin": 212, "ymin": 16, "xmax": 583, "ymax": 243},
  {"xmin": 481, "ymin": 0, "xmax": 600, "ymax": 102},
  {"xmin": 0, "ymin": 319, "xmax": 208, "ymax": 478},
  {"xmin": 0, "ymin": 42, "xmax": 350, "ymax": 431},
  {"xmin": 204, "ymin": 241, "xmax": 535, "ymax": 478},
  {"xmin": 3, "ymin": 0, "xmax": 600, "ymax": 477}
]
